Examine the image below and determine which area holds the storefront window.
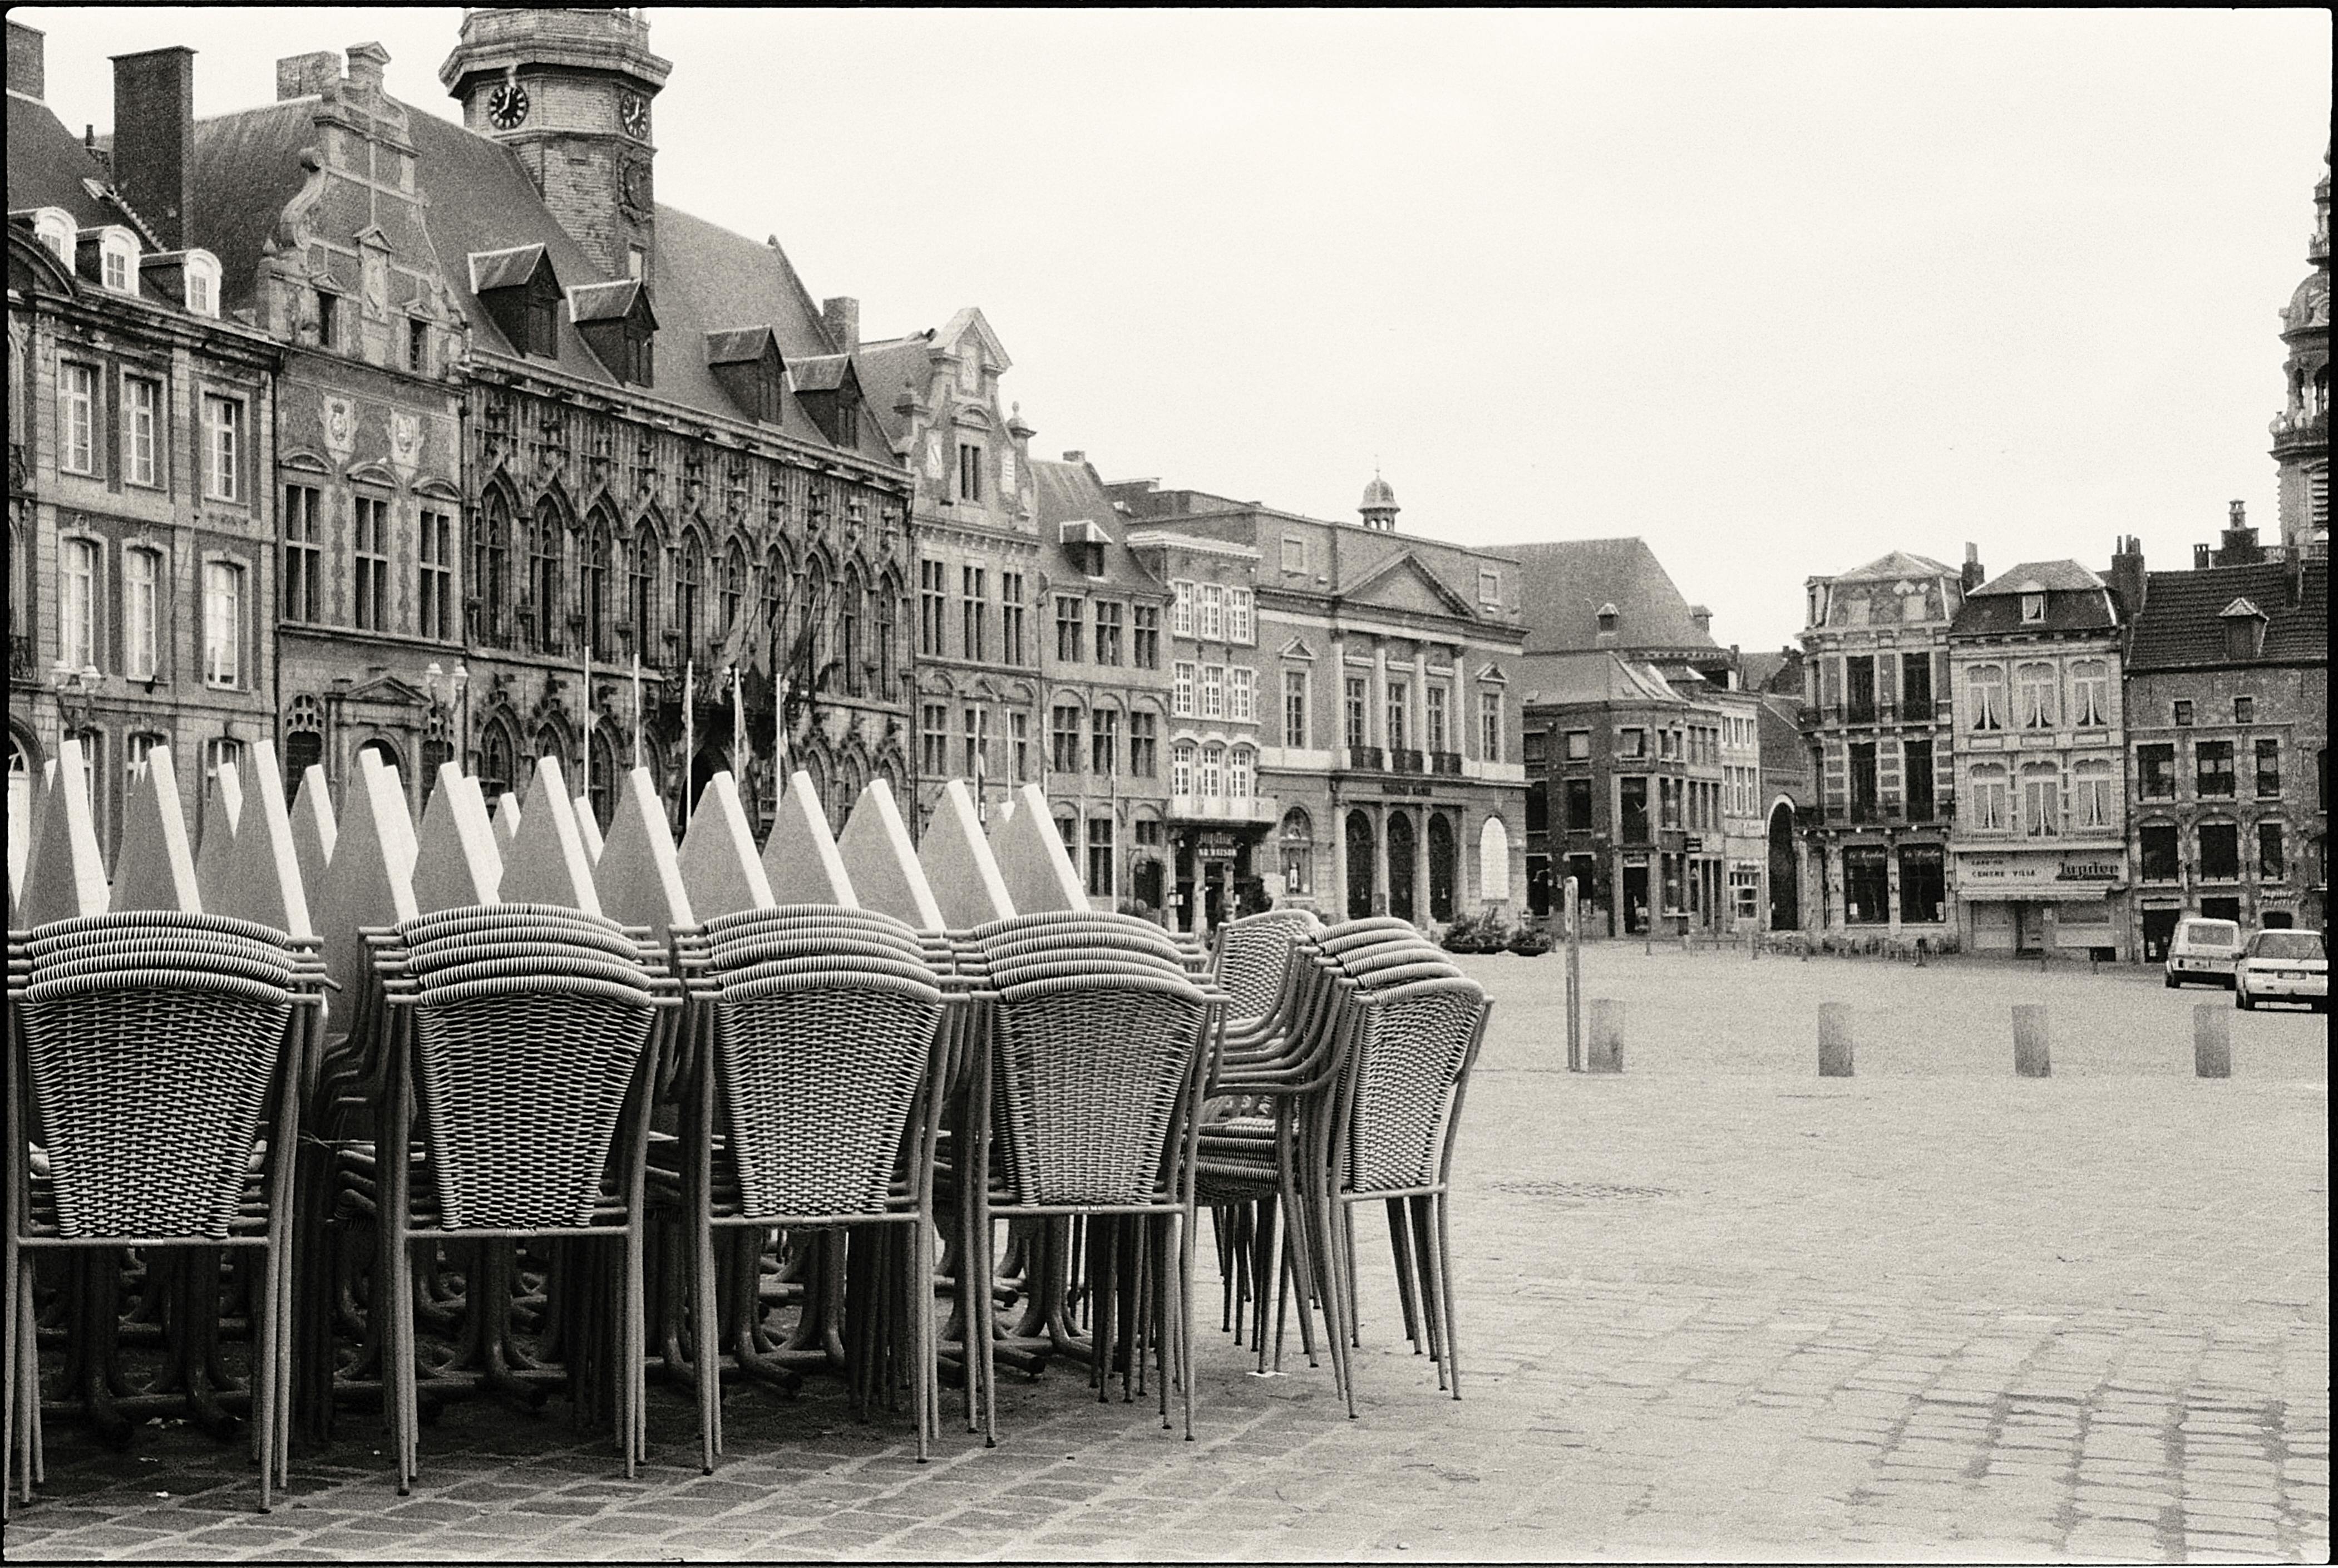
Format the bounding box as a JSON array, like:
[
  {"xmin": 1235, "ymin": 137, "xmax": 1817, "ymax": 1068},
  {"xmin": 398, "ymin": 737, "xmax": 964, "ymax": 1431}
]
[
  {"xmin": 1897, "ymin": 845, "xmax": 1945, "ymax": 924},
  {"xmin": 1842, "ymin": 845, "xmax": 1890, "ymax": 925},
  {"xmin": 2197, "ymin": 822, "xmax": 2240, "ymax": 882}
]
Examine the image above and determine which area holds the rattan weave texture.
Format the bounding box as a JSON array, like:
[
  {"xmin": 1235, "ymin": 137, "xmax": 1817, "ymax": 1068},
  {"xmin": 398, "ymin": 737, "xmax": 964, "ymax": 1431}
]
[
  {"xmin": 988, "ymin": 981, "xmax": 1207, "ymax": 1206},
  {"xmin": 1344, "ymin": 983, "xmax": 1486, "ymax": 1193}
]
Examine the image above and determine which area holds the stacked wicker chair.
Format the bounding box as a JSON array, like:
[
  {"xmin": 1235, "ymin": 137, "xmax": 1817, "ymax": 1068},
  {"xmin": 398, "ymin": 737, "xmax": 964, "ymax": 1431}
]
[
  {"xmin": 1198, "ymin": 916, "xmax": 1489, "ymax": 1415},
  {"xmin": 655, "ymin": 904, "xmax": 963, "ymax": 1471},
  {"xmin": 6, "ymin": 911, "xmax": 326, "ymax": 1516},
  {"xmin": 955, "ymin": 911, "xmax": 1223, "ymax": 1444},
  {"xmin": 336, "ymin": 903, "xmax": 682, "ymax": 1492}
]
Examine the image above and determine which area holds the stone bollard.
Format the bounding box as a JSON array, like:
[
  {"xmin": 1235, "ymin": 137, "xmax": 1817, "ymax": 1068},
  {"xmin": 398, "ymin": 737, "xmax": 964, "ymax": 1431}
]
[
  {"xmin": 1587, "ymin": 999, "xmax": 1625, "ymax": 1073},
  {"xmin": 2013, "ymin": 1004, "xmax": 2051, "ymax": 1078},
  {"xmin": 2192, "ymin": 1004, "xmax": 2232, "ymax": 1079},
  {"xmin": 1818, "ymin": 1003, "xmax": 1854, "ymax": 1077}
]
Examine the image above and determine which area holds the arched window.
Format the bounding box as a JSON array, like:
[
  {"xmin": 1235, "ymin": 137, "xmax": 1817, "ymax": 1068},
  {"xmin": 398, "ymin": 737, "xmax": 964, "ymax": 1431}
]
[
  {"xmin": 1476, "ymin": 815, "xmax": 1511, "ymax": 905},
  {"xmin": 580, "ymin": 511, "xmax": 614, "ymax": 655},
  {"xmin": 2015, "ymin": 662, "xmax": 2057, "ymax": 729},
  {"xmin": 1966, "ymin": 663, "xmax": 2004, "ymax": 732},
  {"xmin": 1198, "ymin": 743, "xmax": 1224, "ymax": 798},
  {"xmin": 8, "ymin": 732, "xmax": 34, "ymax": 894},
  {"xmin": 876, "ymin": 567, "xmax": 903, "ymax": 700},
  {"xmin": 720, "ymin": 539, "xmax": 747, "ymax": 645},
  {"xmin": 535, "ymin": 723, "xmax": 566, "ymax": 787},
  {"xmin": 803, "ymin": 556, "xmax": 831, "ymax": 689},
  {"xmin": 1228, "ymin": 746, "xmax": 1253, "ymax": 800},
  {"xmin": 1969, "ymin": 763, "xmax": 2009, "ymax": 832},
  {"xmin": 1385, "ymin": 810, "xmax": 1417, "ymax": 924},
  {"xmin": 284, "ymin": 695, "xmax": 324, "ymax": 800},
  {"xmin": 589, "ymin": 727, "xmax": 619, "ymax": 831},
  {"xmin": 475, "ymin": 491, "xmax": 512, "ymax": 647},
  {"xmin": 2073, "ymin": 758, "xmax": 2117, "ymax": 833},
  {"xmin": 1279, "ymin": 806, "xmax": 1313, "ymax": 897},
  {"xmin": 2069, "ymin": 659, "xmax": 2110, "ymax": 728},
  {"xmin": 2019, "ymin": 761, "xmax": 2060, "ymax": 839},
  {"xmin": 762, "ymin": 545, "xmax": 791, "ymax": 664},
  {"xmin": 840, "ymin": 564, "xmax": 866, "ymax": 695},
  {"xmin": 1171, "ymin": 741, "xmax": 1195, "ymax": 797},
  {"xmin": 675, "ymin": 530, "xmax": 706, "ymax": 659},
  {"xmin": 1345, "ymin": 810, "xmax": 1375, "ymax": 920},
  {"xmin": 530, "ymin": 499, "xmax": 567, "ymax": 653},
  {"xmin": 356, "ymin": 736, "xmax": 401, "ymax": 792},
  {"xmin": 479, "ymin": 717, "xmax": 517, "ymax": 802},
  {"xmin": 629, "ymin": 521, "xmax": 662, "ymax": 657}
]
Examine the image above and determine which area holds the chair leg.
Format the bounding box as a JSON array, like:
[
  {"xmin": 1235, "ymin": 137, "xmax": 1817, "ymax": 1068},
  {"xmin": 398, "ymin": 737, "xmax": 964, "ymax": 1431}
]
[
  {"xmin": 1249, "ymin": 1196, "xmax": 1276, "ymax": 1374},
  {"xmin": 1386, "ymin": 1198, "xmax": 1423, "ymax": 1355},
  {"xmin": 1408, "ymin": 1195, "xmax": 1443, "ymax": 1380},
  {"xmin": 694, "ymin": 1220, "xmax": 719, "ymax": 1473},
  {"xmin": 5, "ymin": 1251, "xmax": 24, "ymax": 1516},
  {"xmin": 1431, "ymin": 1192, "xmax": 1462, "ymax": 1401},
  {"xmin": 255, "ymin": 1245, "xmax": 278, "ymax": 1512},
  {"xmin": 1177, "ymin": 1208, "xmax": 1198, "ymax": 1442},
  {"xmin": 1343, "ymin": 1206, "xmax": 1362, "ymax": 1349}
]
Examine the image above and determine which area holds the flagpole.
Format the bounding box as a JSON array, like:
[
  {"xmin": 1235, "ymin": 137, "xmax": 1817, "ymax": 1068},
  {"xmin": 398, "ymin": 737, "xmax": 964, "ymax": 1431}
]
[
  {"xmin": 732, "ymin": 663, "xmax": 745, "ymax": 785},
  {"xmin": 682, "ymin": 659, "xmax": 695, "ymax": 820},
  {"xmin": 580, "ymin": 637, "xmax": 593, "ymax": 810},
  {"xmin": 630, "ymin": 653, "xmax": 643, "ymax": 770}
]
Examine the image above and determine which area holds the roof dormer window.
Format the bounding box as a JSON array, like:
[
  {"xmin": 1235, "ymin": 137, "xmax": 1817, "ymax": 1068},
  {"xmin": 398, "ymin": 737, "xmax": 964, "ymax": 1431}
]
[
  {"xmin": 2219, "ymin": 598, "xmax": 2267, "ymax": 660},
  {"xmin": 706, "ymin": 327, "xmax": 785, "ymax": 424},
  {"xmin": 569, "ymin": 279, "xmax": 656, "ymax": 388},
  {"xmin": 82, "ymin": 225, "xmax": 141, "ymax": 295},
  {"xmin": 31, "ymin": 208, "xmax": 77, "ymax": 267},
  {"xmin": 183, "ymin": 250, "xmax": 220, "ymax": 318},
  {"xmin": 2020, "ymin": 592, "xmax": 2046, "ymax": 623},
  {"xmin": 468, "ymin": 245, "xmax": 562, "ymax": 359}
]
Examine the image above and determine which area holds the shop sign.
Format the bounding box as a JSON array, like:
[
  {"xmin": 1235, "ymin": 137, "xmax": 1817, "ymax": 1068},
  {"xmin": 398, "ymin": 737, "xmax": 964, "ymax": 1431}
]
[
  {"xmin": 1382, "ymin": 782, "xmax": 1436, "ymax": 798},
  {"xmin": 1196, "ymin": 831, "xmax": 1240, "ymax": 862},
  {"xmin": 1622, "ymin": 852, "xmax": 1649, "ymax": 867},
  {"xmin": 1957, "ymin": 851, "xmax": 2124, "ymax": 893},
  {"xmin": 1684, "ymin": 835, "xmax": 1704, "ymax": 852}
]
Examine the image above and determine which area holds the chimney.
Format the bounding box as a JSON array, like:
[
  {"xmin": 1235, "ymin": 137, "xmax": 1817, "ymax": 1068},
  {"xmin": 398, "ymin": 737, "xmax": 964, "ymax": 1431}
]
[
  {"xmin": 343, "ymin": 42, "xmax": 388, "ymax": 95},
  {"xmin": 110, "ymin": 47, "xmax": 195, "ymax": 252},
  {"xmin": 2212, "ymin": 499, "xmax": 2263, "ymax": 567},
  {"xmin": 2108, "ymin": 534, "xmax": 2146, "ymax": 623},
  {"xmin": 1960, "ymin": 541, "xmax": 1984, "ymax": 593},
  {"xmin": 2192, "ymin": 543, "xmax": 2211, "ymax": 570},
  {"xmin": 2289, "ymin": 541, "xmax": 2307, "ymax": 608},
  {"xmin": 1689, "ymin": 604, "xmax": 1713, "ymax": 638},
  {"xmin": 821, "ymin": 297, "xmax": 860, "ymax": 357},
  {"xmin": 277, "ymin": 51, "xmax": 339, "ymax": 100},
  {"xmin": 7, "ymin": 18, "xmax": 43, "ymax": 100},
  {"xmin": 1062, "ymin": 450, "xmax": 1085, "ymax": 464}
]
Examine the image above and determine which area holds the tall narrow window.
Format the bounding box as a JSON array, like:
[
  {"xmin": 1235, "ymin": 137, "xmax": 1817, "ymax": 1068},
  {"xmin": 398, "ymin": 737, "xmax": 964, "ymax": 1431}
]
[
  {"xmin": 1171, "ymin": 580, "xmax": 1193, "ymax": 637},
  {"xmin": 1284, "ymin": 670, "xmax": 1309, "ymax": 747},
  {"xmin": 1010, "ymin": 711, "xmax": 1030, "ymax": 781},
  {"xmin": 721, "ymin": 542, "xmax": 747, "ymax": 644},
  {"xmin": 1198, "ymin": 583, "xmax": 1225, "ymax": 641},
  {"xmin": 1091, "ymin": 709, "xmax": 1119, "ymax": 776},
  {"xmin": 283, "ymin": 484, "xmax": 322, "ymax": 621},
  {"xmin": 1230, "ymin": 747, "xmax": 1253, "ymax": 799},
  {"xmin": 1128, "ymin": 712, "xmax": 1157, "ymax": 777},
  {"xmin": 2196, "ymin": 740, "xmax": 2236, "ymax": 799},
  {"xmin": 956, "ymin": 443, "xmax": 983, "ymax": 502},
  {"xmin": 203, "ymin": 395, "xmax": 243, "ymax": 501},
  {"xmin": 420, "ymin": 509, "xmax": 455, "ymax": 641},
  {"xmin": 1001, "ymin": 571, "xmax": 1027, "ymax": 664},
  {"xmin": 1478, "ymin": 688, "xmax": 1503, "ymax": 760},
  {"xmin": 125, "ymin": 376, "xmax": 160, "ymax": 487},
  {"xmin": 1172, "ymin": 742, "xmax": 1195, "ymax": 796},
  {"xmin": 1967, "ymin": 665, "xmax": 2005, "ymax": 731},
  {"xmin": 1054, "ymin": 596, "xmax": 1083, "ymax": 663},
  {"xmin": 1345, "ymin": 677, "xmax": 1369, "ymax": 750},
  {"xmin": 962, "ymin": 704, "xmax": 988, "ymax": 781},
  {"xmin": 1051, "ymin": 705, "xmax": 1082, "ymax": 774},
  {"xmin": 60, "ymin": 539, "xmax": 97, "ymax": 669},
  {"xmin": 1969, "ymin": 765, "xmax": 2009, "ymax": 831},
  {"xmin": 919, "ymin": 558, "xmax": 947, "ymax": 658},
  {"xmin": 1228, "ymin": 587, "xmax": 1254, "ymax": 644},
  {"xmin": 203, "ymin": 560, "xmax": 243, "ymax": 686},
  {"xmin": 1131, "ymin": 604, "xmax": 1160, "ymax": 669},
  {"xmin": 576, "ymin": 520, "xmax": 608, "ymax": 652},
  {"xmin": 628, "ymin": 525, "xmax": 659, "ymax": 655},
  {"xmin": 1172, "ymin": 661, "xmax": 1195, "ymax": 717},
  {"xmin": 2070, "ymin": 660, "xmax": 2109, "ymax": 727},
  {"xmin": 2258, "ymin": 821, "xmax": 2286, "ymax": 880},
  {"xmin": 1426, "ymin": 684, "xmax": 1449, "ymax": 752},
  {"xmin": 2074, "ymin": 760, "xmax": 2115, "ymax": 832},
  {"xmin": 1094, "ymin": 600, "xmax": 1124, "ymax": 665},
  {"xmin": 1201, "ymin": 664, "xmax": 1226, "ymax": 720},
  {"xmin": 1086, "ymin": 816, "xmax": 1114, "ymax": 898},
  {"xmin": 674, "ymin": 534, "xmax": 704, "ymax": 658},
  {"xmin": 2019, "ymin": 763, "xmax": 2059, "ymax": 837},
  {"xmin": 961, "ymin": 565, "xmax": 988, "ymax": 662},
  {"xmin": 2016, "ymin": 662, "xmax": 2058, "ymax": 729},
  {"xmin": 59, "ymin": 364, "xmax": 96, "ymax": 475},
  {"xmin": 2254, "ymin": 739, "xmax": 2281, "ymax": 798},
  {"xmin": 1199, "ymin": 744, "xmax": 1224, "ymax": 798},
  {"xmin": 1385, "ymin": 684, "xmax": 1409, "ymax": 751},
  {"xmin": 1230, "ymin": 666, "xmax": 1255, "ymax": 723},
  {"xmin": 354, "ymin": 496, "xmax": 391, "ymax": 632},
  {"xmin": 919, "ymin": 703, "xmax": 948, "ymax": 775},
  {"xmin": 124, "ymin": 548, "xmax": 160, "ymax": 681}
]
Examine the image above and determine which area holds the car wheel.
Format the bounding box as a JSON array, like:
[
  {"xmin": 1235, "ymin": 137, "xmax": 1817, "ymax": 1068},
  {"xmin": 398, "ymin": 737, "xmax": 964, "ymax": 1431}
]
[
  {"xmin": 2164, "ymin": 973, "xmax": 2179, "ymax": 988},
  {"xmin": 2235, "ymin": 983, "xmax": 2253, "ymax": 1010}
]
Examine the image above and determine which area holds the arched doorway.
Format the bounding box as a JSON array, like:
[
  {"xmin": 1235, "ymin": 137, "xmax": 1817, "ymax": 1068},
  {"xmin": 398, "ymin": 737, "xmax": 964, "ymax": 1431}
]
[
  {"xmin": 689, "ymin": 741, "xmax": 731, "ymax": 816},
  {"xmin": 1477, "ymin": 816, "xmax": 1511, "ymax": 907},
  {"xmin": 1767, "ymin": 801, "xmax": 1800, "ymax": 931},
  {"xmin": 1427, "ymin": 812, "xmax": 1457, "ymax": 923},
  {"xmin": 1386, "ymin": 810, "xmax": 1417, "ymax": 925},
  {"xmin": 8, "ymin": 730, "xmax": 35, "ymax": 896},
  {"xmin": 1345, "ymin": 809, "xmax": 1375, "ymax": 920}
]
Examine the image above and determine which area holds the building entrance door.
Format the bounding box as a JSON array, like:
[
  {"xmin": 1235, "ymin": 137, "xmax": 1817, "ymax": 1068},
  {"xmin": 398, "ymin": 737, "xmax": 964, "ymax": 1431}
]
[
  {"xmin": 2013, "ymin": 901, "xmax": 2044, "ymax": 953},
  {"xmin": 1622, "ymin": 863, "xmax": 1650, "ymax": 935},
  {"xmin": 2140, "ymin": 906, "xmax": 2179, "ymax": 963}
]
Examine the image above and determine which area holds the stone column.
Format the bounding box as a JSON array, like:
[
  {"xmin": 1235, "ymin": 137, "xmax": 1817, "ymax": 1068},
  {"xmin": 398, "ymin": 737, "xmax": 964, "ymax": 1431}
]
[
  {"xmin": 1370, "ymin": 803, "xmax": 1389, "ymax": 914},
  {"xmin": 1453, "ymin": 643, "xmax": 1472, "ymax": 764},
  {"xmin": 1371, "ymin": 643, "xmax": 1390, "ymax": 751},
  {"xmin": 1328, "ymin": 791, "xmax": 1348, "ymax": 915},
  {"xmin": 1415, "ymin": 805, "xmax": 1433, "ymax": 924},
  {"xmin": 1412, "ymin": 643, "xmax": 1430, "ymax": 761}
]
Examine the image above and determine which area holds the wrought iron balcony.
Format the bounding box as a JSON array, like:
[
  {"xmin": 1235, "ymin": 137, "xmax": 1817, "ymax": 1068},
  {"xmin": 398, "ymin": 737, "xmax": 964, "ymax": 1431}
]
[
  {"xmin": 1344, "ymin": 744, "xmax": 1385, "ymax": 772},
  {"xmin": 1389, "ymin": 748, "xmax": 1426, "ymax": 775},
  {"xmin": 1431, "ymin": 750, "xmax": 1463, "ymax": 776}
]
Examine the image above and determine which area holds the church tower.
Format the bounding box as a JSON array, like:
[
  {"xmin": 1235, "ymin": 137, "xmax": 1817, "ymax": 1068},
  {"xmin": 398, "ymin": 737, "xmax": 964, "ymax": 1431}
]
[
  {"xmin": 438, "ymin": 8, "xmax": 671, "ymax": 287},
  {"xmin": 2270, "ymin": 147, "xmax": 2329, "ymax": 554}
]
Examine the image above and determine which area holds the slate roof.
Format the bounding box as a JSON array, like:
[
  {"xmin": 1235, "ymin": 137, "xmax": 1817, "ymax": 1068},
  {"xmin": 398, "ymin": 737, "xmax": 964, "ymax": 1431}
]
[
  {"xmin": 1504, "ymin": 538, "xmax": 1715, "ymax": 654},
  {"xmin": 2125, "ymin": 559, "xmax": 2328, "ymax": 672},
  {"xmin": 1031, "ymin": 457, "xmax": 1165, "ymax": 596},
  {"xmin": 471, "ymin": 244, "xmax": 549, "ymax": 293},
  {"xmin": 1949, "ymin": 559, "xmax": 2118, "ymax": 637},
  {"xmin": 1518, "ymin": 650, "xmax": 1689, "ymax": 709},
  {"xmin": 850, "ymin": 333, "xmax": 937, "ymax": 448},
  {"xmin": 6, "ymin": 92, "xmax": 127, "ymax": 230},
  {"xmin": 1832, "ymin": 549, "xmax": 1957, "ymax": 583},
  {"xmin": 177, "ymin": 94, "xmax": 891, "ymax": 462}
]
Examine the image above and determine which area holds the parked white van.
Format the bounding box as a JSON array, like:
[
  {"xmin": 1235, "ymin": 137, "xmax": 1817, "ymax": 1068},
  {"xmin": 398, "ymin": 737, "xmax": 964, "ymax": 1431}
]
[{"xmin": 2163, "ymin": 916, "xmax": 2243, "ymax": 989}]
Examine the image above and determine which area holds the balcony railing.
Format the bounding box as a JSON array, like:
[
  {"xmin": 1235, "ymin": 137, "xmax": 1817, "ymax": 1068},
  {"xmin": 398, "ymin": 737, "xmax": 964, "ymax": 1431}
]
[
  {"xmin": 1431, "ymin": 751, "xmax": 1463, "ymax": 776},
  {"xmin": 1344, "ymin": 744, "xmax": 1385, "ymax": 772},
  {"xmin": 1166, "ymin": 793, "xmax": 1280, "ymax": 827},
  {"xmin": 1389, "ymin": 748, "xmax": 1426, "ymax": 775}
]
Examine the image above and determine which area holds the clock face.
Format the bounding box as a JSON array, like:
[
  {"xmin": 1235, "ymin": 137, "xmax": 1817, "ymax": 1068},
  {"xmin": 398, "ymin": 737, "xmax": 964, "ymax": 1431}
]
[
  {"xmin": 487, "ymin": 81, "xmax": 530, "ymax": 130},
  {"xmin": 620, "ymin": 159, "xmax": 650, "ymax": 211},
  {"xmin": 619, "ymin": 92, "xmax": 649, "ymax": 138}
]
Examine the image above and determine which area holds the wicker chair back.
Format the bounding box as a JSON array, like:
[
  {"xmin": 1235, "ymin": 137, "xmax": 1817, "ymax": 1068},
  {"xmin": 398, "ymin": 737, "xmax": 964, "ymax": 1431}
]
[{"xmin": 1340, "ymin": 977, "xmax": 1487, "ymax": 1195}]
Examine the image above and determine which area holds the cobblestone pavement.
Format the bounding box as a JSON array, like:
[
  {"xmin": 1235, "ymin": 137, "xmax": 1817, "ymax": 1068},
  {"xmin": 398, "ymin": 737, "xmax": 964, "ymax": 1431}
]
[{"xmin": 3, "ymin": 947, "xmax": 2326, "ymax": 1562}]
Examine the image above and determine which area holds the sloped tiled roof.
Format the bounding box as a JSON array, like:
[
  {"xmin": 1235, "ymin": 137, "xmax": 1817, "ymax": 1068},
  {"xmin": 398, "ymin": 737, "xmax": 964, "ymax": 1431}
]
[
  {"xmin": 850, "ymin": 333, "xmax": 935, "ymax": 448},
  {"xmin": 181, "ymin": 100, "xmax": 353, "ymax": 316},
  {"xmin": 1950, "ymin": 559, "xmax": 2117, "ymax": 637},
  {"xmin": 1505, "ymin": 538, "xmax": 1715, "ymax": 654},
  {"xmin": 1517, "ymin": 650, "xmax": 1690, "ymax": 709},
  {"xmin": 470, "ymin": 243, "xmax": 549, "ymax": 293},
  {"xmin": 704, "ymin": 325, "xmax": 778, "ymax": 364},
  {"xmin": 1833, "ymin": 549, "xmax": 1957, "ymax": 583},
  {"xmin": 1031, "ymin": 457, "xmax": 1165, "ymax": 595},
  {"xmin": 7, "ymin": 92, "xmax": 130, "ymax": 230},
  {"xmin": 2126, "ymin": 559, "xmax": 2327, "ymax": 671}
]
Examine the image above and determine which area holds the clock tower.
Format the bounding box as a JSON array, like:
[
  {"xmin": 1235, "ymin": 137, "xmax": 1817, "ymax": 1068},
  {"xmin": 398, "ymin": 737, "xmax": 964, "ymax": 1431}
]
[{"xmin": 439, "ymin": 7, "xmax": 671, "ymax": 286}]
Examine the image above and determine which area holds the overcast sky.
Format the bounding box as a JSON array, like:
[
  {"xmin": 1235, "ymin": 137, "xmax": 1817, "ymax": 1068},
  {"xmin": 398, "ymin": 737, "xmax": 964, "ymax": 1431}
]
[{"xmin": 18, "ymin": 7, "xmax": 2330, "ymax": 650}]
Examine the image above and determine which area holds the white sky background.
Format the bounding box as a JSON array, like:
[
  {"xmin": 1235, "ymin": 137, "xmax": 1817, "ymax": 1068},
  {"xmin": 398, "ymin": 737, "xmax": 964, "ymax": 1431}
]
[{"xmin": 19, "ymin": 7, "xmax": 2331, "ymax": 650}]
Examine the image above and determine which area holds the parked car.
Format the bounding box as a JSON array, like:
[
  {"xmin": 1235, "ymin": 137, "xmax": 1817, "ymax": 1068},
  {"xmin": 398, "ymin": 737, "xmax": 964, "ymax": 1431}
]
[
  {"xmin": 2233, "ymin": 928, "xmax": 2328, "ymax": 1012},
  {"xmin": 2163, "ymin": 916, "xmax": 2243, "ymax": 988}
]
